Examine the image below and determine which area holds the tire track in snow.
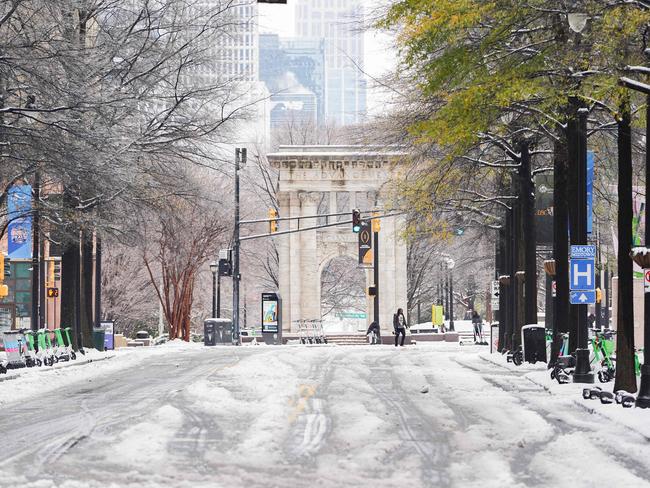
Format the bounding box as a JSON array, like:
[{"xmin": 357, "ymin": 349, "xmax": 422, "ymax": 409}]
[{"xmin": 366, "ymin": 354, "xmax": 451, "ymax": 488}]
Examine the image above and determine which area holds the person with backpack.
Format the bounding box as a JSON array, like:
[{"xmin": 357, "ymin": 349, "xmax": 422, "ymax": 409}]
[{"xmin": 393, "ymin": 308, "xmax": 408, "ymax": 347}]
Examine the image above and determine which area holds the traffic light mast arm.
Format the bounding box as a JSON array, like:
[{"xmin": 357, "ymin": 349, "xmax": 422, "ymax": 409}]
[
  {"xmin": 239, "ymin": 210, "xmax": 368, "ymax": 225},
  {"xmin": 239, "ymin": 212, "xmax": 404, "ymax": 242}
]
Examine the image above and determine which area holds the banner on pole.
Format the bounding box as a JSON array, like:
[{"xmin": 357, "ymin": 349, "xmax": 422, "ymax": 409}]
[{"xmin": 7, "ymin": 185, "xmax": 32, "ymax": 260}]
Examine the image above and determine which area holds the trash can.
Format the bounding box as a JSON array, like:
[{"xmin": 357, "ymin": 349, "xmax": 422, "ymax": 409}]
[
  {"xmin": 92, "ymin": 328, "xmax": 106, "ymax": 351},
  {"xmin": 522, "ymin": 324, "xmax": 546, "ymax": 364},
  {"xmin": 204, "ymin": 318, "xmax": 232, "ymax": 346}
]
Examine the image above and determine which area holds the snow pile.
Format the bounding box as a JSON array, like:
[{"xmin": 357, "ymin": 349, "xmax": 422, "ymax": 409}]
[{"xmin": 111, "ymin": 405, "xmax": 184, "ymax": 468}]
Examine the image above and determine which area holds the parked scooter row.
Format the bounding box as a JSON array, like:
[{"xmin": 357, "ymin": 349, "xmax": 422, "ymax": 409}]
[{"xmin": 1, "ymin": 328, "xmax": 78, "ymax": 374}]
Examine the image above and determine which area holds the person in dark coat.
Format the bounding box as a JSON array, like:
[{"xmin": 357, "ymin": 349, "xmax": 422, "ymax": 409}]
[
  {"xmin": 393, "ymin": 308, "xmax": 407, "ymax": 347},
  {"xmin": 366, "ymin": 321, "xmax": 380, "ymax": 344},
  {"xmin": 471, "ymin": 310, "xmax": 483, "ymax": 343}
]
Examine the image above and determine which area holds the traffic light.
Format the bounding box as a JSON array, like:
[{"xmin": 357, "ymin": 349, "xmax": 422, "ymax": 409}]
[
  {"xmin": 269, "ymin": 208, "xmax": 279, "ymax": 233},
  {"xmin": 352, "ymin": 209, "xmax": 361, "ymax": 233},
  {"xmin": 0, "ymin": 254, "xmax": 8, "ymax": 280},
  {"xmin": 47, "ymin": 287, "xmax": 59, "ymax": 298}
]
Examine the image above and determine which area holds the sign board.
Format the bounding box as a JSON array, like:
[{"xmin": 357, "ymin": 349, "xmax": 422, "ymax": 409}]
[
  {"xmin": 261, "ymin": 292, "xmax": 280, "ymax": 333},
  {"xmin": 570, "ymin": 258, "xmax": 595, "ymax": 291},
  {"xmin": 335, "ymin": 312, "xmax": 367, "ymax": 319},
  {"xmin": 570, "ymin": 245, "xmax": 596, "ymax": 259},
  {"xmin": 99, "ymin": 320, "xmax": 114, "ymax": 350},
  {"xmin": 490, "ymin": 280, "xmax": 500, "ymax": 311},
  {"xmin": 587, "ymin": 151, "xmax": 595, "ymax": 235},
  {"xmin": 358, "ymin": 220, "xmax": 373, "ymax": 265},
  {"xmin": 7, "ymin": 185, "xmax": 32, "ymax": 260},
  {"xmin": 645, "ymin": 270, "xmax": 650, "ymax": 293},
  {"xmin": 535, "ymin": 174, "xmax": 554, "ymax": 245},
  {"xmin": 570, "ymin": 291, "xmax": 596, "ymax": 305},
  {"xmin": 47, "ymin": 287, "xmax": 59, "ymax": 298},
  {"xmin": 432, "ymin": 305, "xmax": 444, "ymax": 327}
]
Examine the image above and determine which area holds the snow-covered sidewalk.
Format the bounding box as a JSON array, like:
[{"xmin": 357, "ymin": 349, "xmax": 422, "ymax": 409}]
[{"xmin": 480, "ymin": 351, "xmax": 650, "ymax": 439}]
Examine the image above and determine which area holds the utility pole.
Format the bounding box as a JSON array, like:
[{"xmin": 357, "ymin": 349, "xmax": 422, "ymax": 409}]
[
  {"xmin": 31, "ymin": 170, "xmax": 41, "ymax": 331},
  {"xmin": 233, "ymin": 147, "xmax": 246, "ymax": 345}
]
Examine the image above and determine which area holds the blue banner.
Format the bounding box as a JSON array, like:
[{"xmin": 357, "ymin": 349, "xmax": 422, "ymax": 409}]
[
  {"xmin": 587, "ymin": 151, "xmax": 594, "ymax": 234},
  {"xmin": 7, "ymin": 185, "xmax": 32, "ymax": 259}
]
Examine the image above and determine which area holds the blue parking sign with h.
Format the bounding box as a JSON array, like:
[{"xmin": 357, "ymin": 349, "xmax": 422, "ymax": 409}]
[{"xmin": 570, "ymin": 258, "xmax": 595, "ymax": 291}]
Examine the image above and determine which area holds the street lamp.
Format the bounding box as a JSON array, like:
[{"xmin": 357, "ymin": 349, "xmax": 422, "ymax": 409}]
[
  {"xmin": 446, "ymin": 257, "xmax": 456, "ymax": 331},
  {"xmin": 209, "ymin": 260, "xmax": 218, "ymax": 319},
  {"xmin": 567, "ymin": 7, "xmax": 594, "ymax": 384},
  {"xmin": 567, "ymin": 13, "xmax": 588, "ymax": 34}
]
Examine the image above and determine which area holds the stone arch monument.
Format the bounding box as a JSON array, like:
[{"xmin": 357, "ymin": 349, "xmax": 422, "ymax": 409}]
[{"xmin": 267, "ymin": 146, "xmax": 408, "ymax": 332}]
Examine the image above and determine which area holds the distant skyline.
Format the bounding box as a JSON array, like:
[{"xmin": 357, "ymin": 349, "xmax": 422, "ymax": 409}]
[{"xmin": 258, "ymin": 0, "xmax": 395, "ymax": 117}]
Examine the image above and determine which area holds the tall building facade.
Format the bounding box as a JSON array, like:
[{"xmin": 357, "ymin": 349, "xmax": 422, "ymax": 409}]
[
  {"xmin": 259, "ymin": 33, "xmax": 326, "ymax": 130},
  {"xmin": 295, "ymin": 0, "xmax": 367, "ymax": 126}
]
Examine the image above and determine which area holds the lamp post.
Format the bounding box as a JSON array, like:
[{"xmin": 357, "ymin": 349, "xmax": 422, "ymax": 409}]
[
  {"xmin": 446, "ymin": 257, "xmax": 456, "ymax": 331},
  {"xmin": 566, "ymin": 7, "xmax": 595, "ymax": 383},
  {"xmin": 209, "ymin": 260, "xmax": 218, "ymax": 319}
]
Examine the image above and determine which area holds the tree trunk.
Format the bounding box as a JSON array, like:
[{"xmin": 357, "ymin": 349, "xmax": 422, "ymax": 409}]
[
  {"xmin": 61, "ymin": 238, "xmax": 80, "ymax": 350},
  {"xmin": 498, "ymin": 227, "xmax": 507, "ymax": 352},
  {"xmin": 95, "ymin": 234, "xmax": 101, "ymax": 326},
  {"xmin": 520, "ymin": 143, "xmax": 537, "ymax": 326},
  {"xmin": 80, "ymin": 232, "xmax": 94, "ymax": 348},
  {"xmin": 552, "ymin": 134, "xmax": 570, "ymax": 363},
  {"xmin": 615, "ymin": 101, "xmax": 637, "ymax": 393}
]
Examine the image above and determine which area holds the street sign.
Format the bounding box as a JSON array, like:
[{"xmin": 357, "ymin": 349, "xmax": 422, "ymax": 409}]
[
  {"xmin": 552, "ymin": 280, "xmax": 556, "ymax": 298},
  {"xmin": 490, "ymin": 280, "xmax": 500, "ymax": 310},
  {"xmin": 570, "ymin": 245, "xmax": 596, "ymax": 259},
  {"xmin": 490, "ymin": 280, "xmax": 499, "ymax": 297},
  {"xmin": 645, "ymin": 270, "xmax": 650, "ymax": 293},
  {"xmin": 570, "ymin": 291, "xmax": 596, "ymax": 305},
  {"xmin": 570, "ymin": 258, "xmax": 595, "ymax": 291}
]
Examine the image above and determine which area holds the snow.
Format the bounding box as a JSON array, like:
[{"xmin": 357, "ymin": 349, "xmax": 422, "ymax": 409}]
[
  {"xmin": 0, "ymin": 340, "xmax": 197, "ymax": 407},
  {"xmin": 1, "ymin": 342, "xmax": 650, "ymax": 487}
]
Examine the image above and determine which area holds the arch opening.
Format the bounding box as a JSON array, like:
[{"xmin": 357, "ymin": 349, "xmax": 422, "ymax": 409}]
[{"xmin": 320, "ymin": 255, "xmax": 368, "ymax": 333}]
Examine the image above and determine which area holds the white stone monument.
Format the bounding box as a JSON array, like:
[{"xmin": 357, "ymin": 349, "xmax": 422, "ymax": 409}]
[{"xmin": 267, "ymin": 145, "xmax": 408, "ymax": 332}]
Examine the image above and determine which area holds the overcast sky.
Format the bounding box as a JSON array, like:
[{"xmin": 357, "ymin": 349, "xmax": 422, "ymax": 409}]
[{"xmin": 257, "ymin": 0, "xmax": 396, "ymax": 116}]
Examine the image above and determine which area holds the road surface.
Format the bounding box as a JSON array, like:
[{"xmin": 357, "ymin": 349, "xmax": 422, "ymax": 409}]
[{"xmin": 1, "ymin": 343, "xmax": 649, "ymax": 488}]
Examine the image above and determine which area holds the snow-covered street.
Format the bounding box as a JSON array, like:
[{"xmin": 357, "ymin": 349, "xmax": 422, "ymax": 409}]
[{"xmin": 1, "ymin": 343, "xmax": 649, "ymax": 488}]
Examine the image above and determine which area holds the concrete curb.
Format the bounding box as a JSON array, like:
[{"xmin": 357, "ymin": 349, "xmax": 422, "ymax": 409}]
[{"xmin": 0, "ymin": 353, "xmax": 115, "ymax": 383}]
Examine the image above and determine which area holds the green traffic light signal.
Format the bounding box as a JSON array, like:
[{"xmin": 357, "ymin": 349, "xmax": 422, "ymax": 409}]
[{"xmin": 352, "ymin": 209, "xmax": 361, "ymax": 233}]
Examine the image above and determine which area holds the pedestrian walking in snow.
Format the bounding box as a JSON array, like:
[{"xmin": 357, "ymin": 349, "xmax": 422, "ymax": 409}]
[
  {"xmin": 393, "ymin": 308, "xmax": 407, "ymax": 347},
  {"xmin": 366, "ymin": 321, "xmax": 381, "ymax": 344},
  {"xmin": 471, "ymin": 310, "xmax": 483, "ymax": 344}
]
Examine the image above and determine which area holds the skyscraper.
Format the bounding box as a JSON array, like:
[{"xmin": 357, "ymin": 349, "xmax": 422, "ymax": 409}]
[
  {"xmin": 259, "ymin": 33, "xmax": 326, "ymax": 129},
  {"xmin": 295, "ymin": 0, "xmax": 366, "ymax": 126}
]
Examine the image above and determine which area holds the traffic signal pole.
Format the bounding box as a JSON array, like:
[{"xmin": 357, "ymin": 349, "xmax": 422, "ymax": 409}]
[
  {"xmin": 373, "ymin": 227, "xmax": 379, "ymax": 329},
  {"xmin": 233, "ymin": 147, "xmax": 246, "ymax": 345}
]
